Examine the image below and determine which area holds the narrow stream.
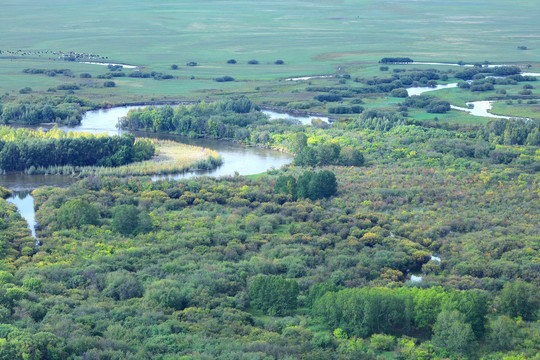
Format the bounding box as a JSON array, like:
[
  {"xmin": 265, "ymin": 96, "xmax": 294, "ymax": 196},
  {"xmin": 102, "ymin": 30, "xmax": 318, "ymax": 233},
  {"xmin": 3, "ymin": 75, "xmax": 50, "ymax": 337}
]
[
  {"xmin": 391, "ymin": 232, "xmax": 441, "ymax": 283},
  {"xmin": 6, "ymin": 191, "xmax": 38, "ymax": 241}
]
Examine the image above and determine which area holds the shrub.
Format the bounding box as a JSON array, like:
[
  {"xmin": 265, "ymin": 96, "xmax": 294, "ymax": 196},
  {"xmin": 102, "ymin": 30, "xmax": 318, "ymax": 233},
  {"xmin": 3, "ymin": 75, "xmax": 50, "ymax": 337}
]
[
  {"xmin": 186, "ymin": 62, "xmax": 197, "ymax": 66},
  {"xmin": 275, "ymin": 60, "xmax": 284, "ymax": 65},
  {"xmin": 370, "ymin": 334, "xmax": 395, "ymax": 351},
  {"xmin": 57, "ymin": 84, "xmax": 80, "ymax": 90},
  {"xmin": 227, "ymin": 59, "xmax": 237, "ymax": 64},
  {"xmin": 390, "ymin": 88, "xmax": 408, "ymax": 97},
  {"xmin": 170, "ymin": 64, "xmax": 178, "ymax": 70},
  {"xmin": 104, "ymin": 271, "xmax": 143, "ymax": 300},
  {"xmin": 103, "ymin": 81, "xmax": 116, "ymax": 88},
  {"xmin": 215, "ymin": 76, "xmax": 235, "ymax": 82},
  {"xmin": 248, "ymin": 60, "xmax": 259, "ymax": 65}
]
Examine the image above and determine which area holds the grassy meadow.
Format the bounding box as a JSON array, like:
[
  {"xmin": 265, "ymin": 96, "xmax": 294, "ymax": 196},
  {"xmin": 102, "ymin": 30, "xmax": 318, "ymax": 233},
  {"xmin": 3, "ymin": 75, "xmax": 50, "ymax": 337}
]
[
  {"xmin": 1, "ymin": 0, "xmax": 539, "ymax": 90},
  {"xmin": 0, "ymin": 0, "xmax": 538, "ymax": 123}
]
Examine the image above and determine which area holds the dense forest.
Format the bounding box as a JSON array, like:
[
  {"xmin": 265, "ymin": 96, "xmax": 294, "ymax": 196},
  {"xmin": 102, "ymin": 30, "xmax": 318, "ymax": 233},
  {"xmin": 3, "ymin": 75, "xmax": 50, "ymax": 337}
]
[
  {"xmin": 1, "ymin": 0, "xmax": 539, "ymax": 357},
  {"xmin": 0, "ymin": 91, "xmax": 537, "ymax": 358}
]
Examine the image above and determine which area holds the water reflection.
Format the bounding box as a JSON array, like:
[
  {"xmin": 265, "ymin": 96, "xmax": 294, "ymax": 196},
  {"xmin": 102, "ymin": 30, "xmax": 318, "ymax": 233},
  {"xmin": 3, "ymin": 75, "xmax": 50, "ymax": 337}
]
[{"xmin": 6, "ymin": 191, "xmax": 38, "ymax": 240}]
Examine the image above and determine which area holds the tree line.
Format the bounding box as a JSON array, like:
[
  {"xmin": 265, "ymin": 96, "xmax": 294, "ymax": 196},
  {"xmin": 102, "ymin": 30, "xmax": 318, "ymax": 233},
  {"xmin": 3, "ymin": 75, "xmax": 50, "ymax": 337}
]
[{"xmin": 0, "ymin": 128, "xmax": 155, "ymax": 172}]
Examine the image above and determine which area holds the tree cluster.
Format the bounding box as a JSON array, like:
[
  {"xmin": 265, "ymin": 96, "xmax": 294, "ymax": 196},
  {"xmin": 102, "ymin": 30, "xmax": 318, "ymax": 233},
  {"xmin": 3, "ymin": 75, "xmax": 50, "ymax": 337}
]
[
  {"xmin": 274, "ymin": 170, "xmax": 338, "ymax": 200},
  {"xmin": 0, "ymin": 97, "xmax": 88, "ymax": 125},
  {"xmin": 379, "ymin": 57, "xmax": 413, "ymax": 64},
  {"xmin": 403, "ymin": 95, "xmax": 451, "ymax": 113},
  {"xmin": 249, "ymin": 275, "xmax": 299, "ymax": 315},
  {"xmin": 118, "ymin": 97, "xmax": 266, "ymax": 138}
]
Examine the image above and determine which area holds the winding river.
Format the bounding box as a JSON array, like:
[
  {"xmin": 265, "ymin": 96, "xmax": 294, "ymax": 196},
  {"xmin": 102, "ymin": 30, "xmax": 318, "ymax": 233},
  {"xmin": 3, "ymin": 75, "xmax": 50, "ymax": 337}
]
[
  {"xmin": 2, "ymin": 106, "xmax": 293, "ymax": 237},
  {"xmin": 2, "ymin": 67, "xmax": 537, "ymax": 236}
]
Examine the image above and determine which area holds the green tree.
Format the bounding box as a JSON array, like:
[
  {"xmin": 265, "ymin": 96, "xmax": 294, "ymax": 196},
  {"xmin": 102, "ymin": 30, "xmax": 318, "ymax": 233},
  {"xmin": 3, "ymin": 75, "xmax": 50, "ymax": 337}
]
[
  {"xmin": 112, "ymin": 205, "xmax": 139, "ymax": 235},
  {"xmin": 499, "ymin": 281, "xmax": 539, "ymax": 321},
  {"xmin": 315, "ymin": 170, "xmax": 338, "ymax": 198},
  {"xmin": 339, "ymin": 146, "xmax": 364, "ymax": 166},
  {"xmin": 488, "ymin": 316, "xmax": 517, "ymax": 351},
  {"xmin": 249, "ymin": 275, "xmax": 299, "ymax": 315},
  {"xmin": 432, "ymin": 310, "xmax": 476, "ymax": 357},
  {"xmin": 444, "ymin": 289, "xmax": 489, "ymax": 338},
  {"xmin": 274, "ymin": 175, "xmax": 297, "ymax": 199},
  {"xmin": 297, "ymin": 171, "xmax": 314, "ymax": 199},
  {"xmin": 145, "ymin": 279, "xmax": 191, "ymax": 310},
  {"xmin": 104, "ymin": 271, "xmax": 143, "ymax": 300},
  {"xmin": 289, "ymin": 132, "xmax": 308, "ymax": 154},
  {"xmin": 57, "ymin": 199, "xmax": 99, "ymax": 229}
]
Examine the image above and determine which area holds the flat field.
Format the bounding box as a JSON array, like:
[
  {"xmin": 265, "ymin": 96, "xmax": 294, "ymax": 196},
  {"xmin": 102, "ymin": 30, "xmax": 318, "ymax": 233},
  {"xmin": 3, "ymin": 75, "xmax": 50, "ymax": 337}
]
[
  {"xmin": 2, "ymin": 0, "xmax": 539, "ymax": 80},
  {"xmin": 1, "ymin": 0, "xmax": 539, "ymax": 124}
]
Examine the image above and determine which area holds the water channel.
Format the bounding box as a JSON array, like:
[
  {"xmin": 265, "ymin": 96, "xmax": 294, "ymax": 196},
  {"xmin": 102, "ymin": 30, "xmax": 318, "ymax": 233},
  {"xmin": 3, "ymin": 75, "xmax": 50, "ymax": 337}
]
[{"xmin": 2, "ymin": 106, "xmax": 294, "ymax": 237}]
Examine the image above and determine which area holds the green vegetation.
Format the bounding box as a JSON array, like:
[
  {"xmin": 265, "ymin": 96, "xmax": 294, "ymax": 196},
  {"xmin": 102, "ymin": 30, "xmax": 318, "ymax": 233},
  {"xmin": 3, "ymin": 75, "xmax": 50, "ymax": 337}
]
[
  {"xmin": 0, "ymin": 108, "xmax": 534, "ymax": 357},
  {"xmin": 0, "ymin": 95, "xmax": 92, "ymax": 125},
  {"xmin": 0, "ymin": 127, "xmax": 155, "ymax": 172},
  {"xmin": 0, "ymin": 0, "xmax": 538, "ymax": 358}
]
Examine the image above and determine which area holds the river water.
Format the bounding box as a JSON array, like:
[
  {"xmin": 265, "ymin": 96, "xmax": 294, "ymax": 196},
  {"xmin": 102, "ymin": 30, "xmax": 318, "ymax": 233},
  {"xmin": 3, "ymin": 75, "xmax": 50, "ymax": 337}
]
[
  {"xmin": 1, "ymin": 106, "xmax": 293, "ymax": 237},
  {"xmin": 6, "ymin": 191, "xmax": 38, "ymax": 240},
  {"xmin": 450, "ymin": 101, "xmax": 514, "ymax": 119},
  {"xmin": 262, "ymin": 110, "xmax": 329, "ymax": 125},
  {"xmin": 406, "ymin": 83, "xmax": 459, "ymax": 96}
]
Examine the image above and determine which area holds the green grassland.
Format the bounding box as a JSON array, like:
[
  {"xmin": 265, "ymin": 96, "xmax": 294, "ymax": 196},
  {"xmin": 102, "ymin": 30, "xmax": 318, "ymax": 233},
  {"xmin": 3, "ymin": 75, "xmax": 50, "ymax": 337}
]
[
  {"xmin": 3, "ymin": 0, "xmax": 539, "ymax": 67},
  {"xmin": 1, "ymin": 0, "xmax": 539, "ymax": 127},
  {"xmin": 491, "ymin": 100, "xmax": 540, "ymax": 119},
  {"xmin": 2, "ymin": 0, "xmax": 539, "ymax": 83}
]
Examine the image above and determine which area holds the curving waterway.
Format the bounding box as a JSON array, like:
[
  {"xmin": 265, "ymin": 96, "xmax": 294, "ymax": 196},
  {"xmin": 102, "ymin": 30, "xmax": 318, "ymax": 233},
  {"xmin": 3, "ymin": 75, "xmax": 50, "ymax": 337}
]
[{"xmin": 2, "ymin": 106, "xmax": 293, "ymax": 237}]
